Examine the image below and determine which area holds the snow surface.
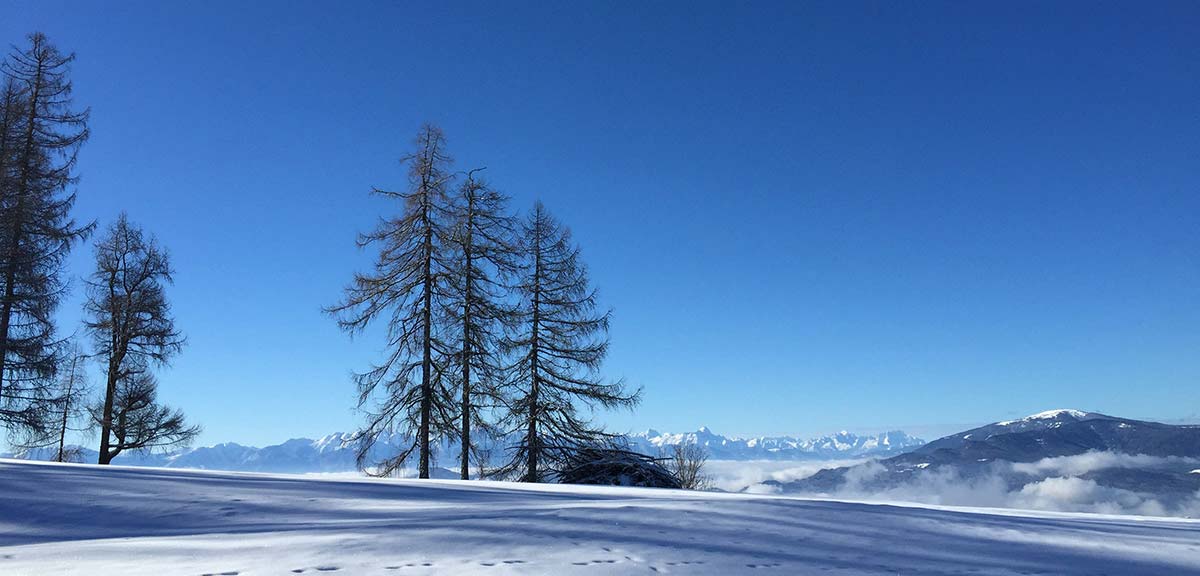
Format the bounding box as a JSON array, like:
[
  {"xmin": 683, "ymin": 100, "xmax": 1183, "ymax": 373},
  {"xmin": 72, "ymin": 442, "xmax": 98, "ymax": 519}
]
[{"xmin": 3, "ymin": 459, "xmax": 1200, "ymax": 575}]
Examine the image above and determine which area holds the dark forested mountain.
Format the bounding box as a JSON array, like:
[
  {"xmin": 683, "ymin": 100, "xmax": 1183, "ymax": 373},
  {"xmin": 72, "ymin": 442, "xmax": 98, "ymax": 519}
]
[
  {"xmin": 908, "ymin": 409, "xmax": 1200, "ymax": 462},
  {"xmin": 775, "ymin": 410, "xmax": 1200, "ymax": 498}
]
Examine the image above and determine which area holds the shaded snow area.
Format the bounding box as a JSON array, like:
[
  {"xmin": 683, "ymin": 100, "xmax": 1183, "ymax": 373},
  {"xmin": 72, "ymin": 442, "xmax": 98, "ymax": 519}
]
[{"xmin": 3, "ymin": 460, "xmax": 1200, "ymax": 575}]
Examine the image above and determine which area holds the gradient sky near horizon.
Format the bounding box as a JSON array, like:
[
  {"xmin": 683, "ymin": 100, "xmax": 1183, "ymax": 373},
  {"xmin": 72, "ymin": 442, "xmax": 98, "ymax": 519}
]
[{"xmin": 3, "ymin": 1, "xmax": 1198, "ymax": 448}]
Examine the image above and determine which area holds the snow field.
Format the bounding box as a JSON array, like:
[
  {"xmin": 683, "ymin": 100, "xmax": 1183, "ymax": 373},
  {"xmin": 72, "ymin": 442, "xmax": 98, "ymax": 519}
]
[{"xmin": 2, "ymin": 459, "xmax": 1199, "ymax": 575}]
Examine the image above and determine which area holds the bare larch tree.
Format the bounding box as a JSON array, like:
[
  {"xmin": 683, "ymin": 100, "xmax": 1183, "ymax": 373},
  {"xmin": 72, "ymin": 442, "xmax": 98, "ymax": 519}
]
[
  {"xmin": 0, "ymin": 33, "xmax": 92, "ymax": 440},
  {"xmin": 445, "ymin": 169, "xmax": 518, "ymax": 479},
  {"xmin": 498, "ymin": 201, "xmax": 639, "ymax": 482},
  {"xmin": 52, "ymin": 341, "xmax": 90, "ymax": 462},
  {"xmin": 90, "ymin": 371, "xmax": 198, "ymax": 459},
  {"xmin": 328, "ymin": 124, "xmax": 458, "ymax": 479},
  {"xmin": 85, "ymin": 214, "xmax": 194, "ymax": 464}
]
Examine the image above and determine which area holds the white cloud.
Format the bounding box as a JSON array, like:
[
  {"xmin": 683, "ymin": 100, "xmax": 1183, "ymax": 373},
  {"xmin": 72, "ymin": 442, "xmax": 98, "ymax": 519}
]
[
  {"xmin": 704, "ymin": 459, "xmax": 867, "ymax": 492},
  {"xmin": 1008, "ymin": 477, "xmax": 1169, "ymax": 516},
  {"xmin": 1011, "ymin": 453, "xmax": 1199, "ymax": 477},
  {"xmin": 738, "ymin": 451, "xmax": 1200, "ymax": 518}
]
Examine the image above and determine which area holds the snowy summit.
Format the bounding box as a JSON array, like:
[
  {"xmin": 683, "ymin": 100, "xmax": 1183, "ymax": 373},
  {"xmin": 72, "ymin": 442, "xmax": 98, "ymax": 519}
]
[{"xmin": 997, "ymin": 409, "xmax": 1094, "ymax": 426}]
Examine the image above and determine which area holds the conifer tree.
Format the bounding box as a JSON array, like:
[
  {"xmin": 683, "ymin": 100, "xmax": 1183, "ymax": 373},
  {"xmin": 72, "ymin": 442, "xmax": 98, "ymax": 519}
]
[
  {"xmin": 328, "ymin": 124, "xmax": 458, "ymax": 478},
  {"xmin": 84, "ymin": 214, "xmax": 193, "ymax": 464},
  {"xmin": 445, "ymin": 170, "xmax": 518, "ymax": 479},
  {"xmin": 0, "ymin": 33, "xmax": 92, "ymax": 438},
  {"xmin": 499, "ymin": 201, "xmax": 639, "ymax": 482}
]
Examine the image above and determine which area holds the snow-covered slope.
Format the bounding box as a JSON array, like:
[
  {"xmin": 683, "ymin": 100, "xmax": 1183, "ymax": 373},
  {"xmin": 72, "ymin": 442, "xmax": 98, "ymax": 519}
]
[
  {"xmin": 6, "ymin": 427, "xmax": 925, "ymax": 472},
  {"xmin": 1, "ymin": 459, "xmax": 1198, "ymax": 575}
]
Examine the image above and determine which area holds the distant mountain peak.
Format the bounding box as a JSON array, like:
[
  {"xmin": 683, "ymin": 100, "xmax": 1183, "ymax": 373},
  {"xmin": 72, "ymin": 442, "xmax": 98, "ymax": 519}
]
[
  {"xmin": 999, "ymin": 409, "xmax": 1093, "ymax": 425},
  {"xmin": 769, "ymin": 411, "xmax": 1200, "ymax": 515},
  {"xmin": 5, "ymin": 425, "xmax": 927, "ymax": 473}
]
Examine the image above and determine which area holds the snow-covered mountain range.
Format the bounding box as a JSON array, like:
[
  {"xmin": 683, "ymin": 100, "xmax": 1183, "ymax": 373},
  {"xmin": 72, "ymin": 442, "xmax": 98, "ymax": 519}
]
[
  {"xmin": 5, "ymin": 427, "xmax": 925, "ymax": 473},
  {"xmin": 625, "ymin": 427, "xmax": 923, "ymax": 460}
]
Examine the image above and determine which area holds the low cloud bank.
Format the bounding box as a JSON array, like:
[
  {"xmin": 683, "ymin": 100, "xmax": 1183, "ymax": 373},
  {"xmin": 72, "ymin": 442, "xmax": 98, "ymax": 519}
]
[
  {"xmin": 705, "ymin": 459, "xmax": 867, "ymax": 493},
  {"xmin": 1010, "ymin": 452, "xmax": 1200, "ymax": 477},
  {"xmin": 734, "ymin": 452, "xmax": 1200, "ymax": 518}
]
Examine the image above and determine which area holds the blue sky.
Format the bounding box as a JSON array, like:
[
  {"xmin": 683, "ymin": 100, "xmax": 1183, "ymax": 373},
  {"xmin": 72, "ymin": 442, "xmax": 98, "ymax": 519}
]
[{"xmin": 3, "ymin": 1, "xmax": 1198, "ymax": 447}]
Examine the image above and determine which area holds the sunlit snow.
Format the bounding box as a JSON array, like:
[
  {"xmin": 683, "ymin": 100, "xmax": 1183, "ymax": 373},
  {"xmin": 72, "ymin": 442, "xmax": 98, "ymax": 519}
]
[{"xmin": 2, "ymin": 459, "xmax": 1199, "ymax": 575}]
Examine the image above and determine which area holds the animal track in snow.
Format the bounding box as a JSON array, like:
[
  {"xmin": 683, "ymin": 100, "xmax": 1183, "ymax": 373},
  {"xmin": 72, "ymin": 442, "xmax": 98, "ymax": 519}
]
[{"xmin": 572, "ymin": 559, "xmax": 618, "ymax": 566}]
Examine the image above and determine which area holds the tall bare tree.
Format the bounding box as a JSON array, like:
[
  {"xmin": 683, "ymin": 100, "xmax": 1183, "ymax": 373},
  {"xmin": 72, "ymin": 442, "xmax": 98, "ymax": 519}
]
[
  {"xmin": 52, "ymin": 341, "xmax": 90, "ymax": 462},
  {"xmin": 498, "ymin": 201, "xmax": 639, "ymax": 482},
  {"xmin": 445, "ymin": 169, "xmax": 518, "ymax": 479},
  {"xmin": 328, "ymin": 124, "xmax": 458, "ymax": 479},
  {"xmin": 84, "ymin": 214, "xmax": 190, "ymax": 465},
  {"xmin": 0, "ymin": 33, "xmax": 93, "ymax": 438}
]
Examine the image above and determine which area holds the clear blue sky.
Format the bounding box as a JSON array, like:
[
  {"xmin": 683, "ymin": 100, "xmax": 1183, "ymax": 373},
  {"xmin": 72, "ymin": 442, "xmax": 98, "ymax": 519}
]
[{"xmin": 3, "ymin": 1, "xmax": 1198, "ymax": 447}]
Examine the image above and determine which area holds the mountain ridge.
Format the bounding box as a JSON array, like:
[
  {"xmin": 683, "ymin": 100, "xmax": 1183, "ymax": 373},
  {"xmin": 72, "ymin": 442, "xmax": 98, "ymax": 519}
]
[
  {"xmin": 768, "ymin": 409, "xmax": 1200, "ymax": 514},
  {"xmin": 4, "ymin": 427, "xmax": 926, "ymax": 473}
]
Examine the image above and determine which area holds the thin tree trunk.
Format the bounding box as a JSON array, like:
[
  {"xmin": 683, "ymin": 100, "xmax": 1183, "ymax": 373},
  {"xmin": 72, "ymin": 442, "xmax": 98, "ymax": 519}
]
[
  {"xmin": 55, "ymin": 353, "xmax": 78, "ymax": 462},
  {"xmin": 0, "ymin": 94, "xmax": 10, "ymax": 401},
  {"xmin": 418, "ymin": 194, "xmax": 433, "ymax": 480},
  {"xmin": 460, "ymin": 302, "xmax": 472, "ymax": 478},
  {"xmin": 525, "ymin": 213, "xmax": 542, "ymax": 482},
  {"xmin": 459, "ymin": 192, "xmax": 475, "ymax": 480},
  {"xmin": 98, "ymin": 298, "xmax": 124, "ymax": 465},
  {"xmin": 98, "ymin": 357, "xmax": 117, "ymax": 464},
  {"xmin": 0, "ymin": 260, "xmax": 17, "ymax": 398}
]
